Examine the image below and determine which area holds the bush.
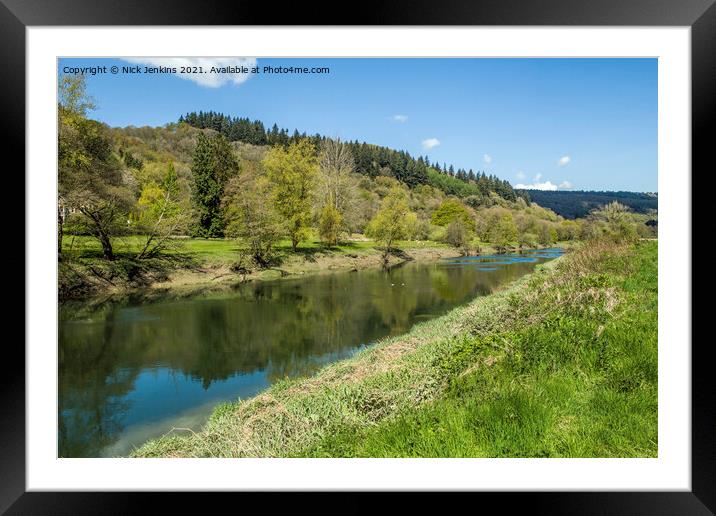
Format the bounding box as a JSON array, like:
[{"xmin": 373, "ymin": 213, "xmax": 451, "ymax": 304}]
[
  {"xmin": 445, "ymin": 219, "xmax": 472, "ymax": 254},
  {"xmin": 428, "ymin": 224, "xmax": 447, "ymax": 242},
  {"xmin": 318, "ymin": 204, "xmax": 343, "ymax": 246}
]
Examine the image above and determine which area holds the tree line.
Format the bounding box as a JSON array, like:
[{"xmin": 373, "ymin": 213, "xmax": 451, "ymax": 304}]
[{"xmin": 179, "ymin": 110, "xmax": 518, "ymax": 199}]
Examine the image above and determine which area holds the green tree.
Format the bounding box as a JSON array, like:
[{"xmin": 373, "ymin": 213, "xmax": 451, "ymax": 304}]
[
  {"xmin": 318, "ymin": 204, "xmax": 343, "ymax": 247},
  {"xmin": 224, "ymin": 173, "xmax": 283, "ymax": 267},
  {"xmin": 133, "ymin": 163, "xmax": 187, "ymax": 259},
  {"xmin": 431, "ymin": 199, "xmax": 476, "ymax": 232},
  {"xmin": 58, "ymin": 73, "xmax": 93, "ymax": 258},
  {"xmin": 488, "ymin": 212, "xmax": 518, "ymax": 251},
  {"xmin": 536, "ymin": 221, "xmax": 557, "ymax": 246},
  {"xmin": 58, "ymin": 74, "xmax": 95, "ymax": 118},
  {"xmin": 365, "ymin": 187, "xmax": 413, "ymax": 262},
  {"xmin": 263, "ymin": 139, "xmax": 318, "ymax": 251},
  {"xmin": 190, "ymin": 133, "xmax": 238, "ymax": 238},
  {"xmin": 58, "ymin": 74, "xmax": 133, "ymax": 261},
  {"xmin": 518, "ymin": 232, "xmax": 538, "ymax": 249},
  {"xmin": 558, "ymin": 219, "xmax": 581, "ymax": 241},
  {"xmin": 445, "ymin": 218, "xmax": 471, "ymax": 254},
  {"xmin": 589, "ymin": 201, "xmax": 638, "ymax": 242}
]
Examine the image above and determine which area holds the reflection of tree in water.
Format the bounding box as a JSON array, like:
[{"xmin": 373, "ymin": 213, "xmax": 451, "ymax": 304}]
[
  {"xmin": 368, "ymin": 269, "xmax": 421, "ymax": 333},
  {"xmin": 58, "ymin": 311, "xmax": 139, "ymax": 457},
  {"xmin": 59, "ymin": 252, "xmax": 559, "ymax": 457},
  {"xmin": 191, "ymin": 304, "xmax": 232, "ymax": 389}
]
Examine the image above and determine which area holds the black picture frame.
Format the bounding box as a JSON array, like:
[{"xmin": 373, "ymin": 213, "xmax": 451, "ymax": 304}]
[{"xmin": 4, "ymin": 0, "xmax": 707, "ymax": 513}]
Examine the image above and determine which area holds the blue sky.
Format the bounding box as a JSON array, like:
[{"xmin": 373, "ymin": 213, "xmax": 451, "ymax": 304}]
[{"xmin": 59, "ymin": 57, "xmax": 657, "ymax": 192}]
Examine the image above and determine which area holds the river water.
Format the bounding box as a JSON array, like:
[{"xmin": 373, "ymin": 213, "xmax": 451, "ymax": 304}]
[{"xmin": 58, "ymin": 248, "xmax": 563, "ymax": 457}]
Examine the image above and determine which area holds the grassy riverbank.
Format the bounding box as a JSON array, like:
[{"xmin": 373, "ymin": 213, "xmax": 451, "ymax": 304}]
[
  {"xmin": 59, "ymin": 235, "xmax": 458, "ymax": 300},
  {"xmin": 132, "ymin": 239, "xmax": 656, "ymax": 458},
  {"xmin": 59, "ymin": 234, "xmax": 568, "ymax": 301}
]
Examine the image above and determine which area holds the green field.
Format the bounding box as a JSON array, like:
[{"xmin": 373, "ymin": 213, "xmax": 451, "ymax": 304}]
[
  {"xmin": 61, "ymin": 234, "xmax": 451, "ymax": 263},
  {"xmin": 132, "ymin": 239, "xmax": 657, "ymax": 458}
]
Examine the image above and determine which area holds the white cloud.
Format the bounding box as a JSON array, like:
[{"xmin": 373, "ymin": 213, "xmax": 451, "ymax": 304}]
[
  {"xmin": 483, "ymin": 153, "xmax": 492, "ymax": 164},
  {"xmin": 515, "ymin": 179, "xmax": 573, "ymax": 191},
  {"xmin": 558, "ymin": 155, "xmax": 571, "ymax": 166},
  {"xmin": 534, "ymin": 173, "xmax": 542, "ymax": 181},
  {"xmin": 515, "ymin": 181, "xmax": 559, "ymax": 191},
  {"xmin": 422, "ymin": 138, "xmax": 441, "ymax": 150},
  {"xmin": 516, "ymin": 171, "xmax": 526, "ymax": 180},
  {"xmin": 121, "ymin": 57, "xmax": 257, "ymax": 88},
  {"xmin": 392, "ymin": 114, "xmax": 408, "ymax": 123}
]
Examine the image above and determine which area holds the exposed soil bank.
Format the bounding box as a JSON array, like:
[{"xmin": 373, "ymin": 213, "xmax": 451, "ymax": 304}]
[
  {"xmin": 152, "ymin": 246, "xmax": 462, "ymax": 290},
  {"xmin": 59, "ymin": 245, "xmax": 463, "ymax": 303}
]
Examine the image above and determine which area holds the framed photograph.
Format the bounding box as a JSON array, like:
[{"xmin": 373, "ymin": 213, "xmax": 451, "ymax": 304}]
[{"xmin": 6, "ymin": 0, "xmax": 709, "ymax": 512}]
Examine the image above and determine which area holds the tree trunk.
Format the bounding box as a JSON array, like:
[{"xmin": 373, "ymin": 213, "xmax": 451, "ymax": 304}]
[
  {"xmin": 82, "ymin": 207, "xmax": 116, "ymax": 261},
  {"xmin": 136, "ymin": 235, "xmax": 154, "ymax": 260},
  {"xmin": 58, "ymin": 206, "xmax": 64, "ymax": 261},
  {"xmin": 97, "ymin": 229, "xmax": 115, "ymax": 261},
  {"xmin": 382, "ymin": 236, "xmax": 393, "ymax": 264}
]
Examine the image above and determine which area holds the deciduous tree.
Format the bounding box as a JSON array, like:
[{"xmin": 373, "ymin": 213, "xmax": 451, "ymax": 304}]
[
  {"xmin": 224, "ymin": 173, "xmax": 283, "ymax": 268},
  {"xmin": 488, "ymin": 212, "xmax": 518, "ymax": 251},
  {"xmin": 430, "ymin": 199, "xmax": 476, "ymax": 232},
  {"xmin": 445, "ymin": 218, "xmax": 471, "ymax": 254},
  {"xmin": 318, "ymin": 204, "xmax": 343, "ymax": 247},
  {"xmin": 263, "ymin": 139, "xmax": 318, "ymax": 251},
  {"xmin": 589, "ymin": 201, "xmax": 638, "ymax": 242},
  {"xmin": 58, "ymin": 74, "xmax": 133, "ymax": 260},
  {"xmin": 365, "ymin": 186, "xmax": 414, "ymax": 262},
  {"xmin": 133, "ymin": 163, "xmax": 187, "ymax": 259},
  {"xmin": 316, "ymin": 138, "xmax": 358, "ymax": 244}
]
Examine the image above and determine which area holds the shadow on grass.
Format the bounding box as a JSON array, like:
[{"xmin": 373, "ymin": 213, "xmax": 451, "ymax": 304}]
[
  {"xmin": 283, "ymin": 241, "xmax": 366, "ymax": 262},
  {"xmin": 59, "ymin": 251, "xmax": 202, "ymax": 302}
]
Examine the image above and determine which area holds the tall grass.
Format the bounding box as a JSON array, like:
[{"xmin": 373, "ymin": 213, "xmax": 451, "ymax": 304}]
[
  {"xmin": 133, "ymin": 240, "xmax": 657, "ymax": 458},
  {"xmin": 302, "ymin": 240, "xmax": 657, "ymax": 457}
]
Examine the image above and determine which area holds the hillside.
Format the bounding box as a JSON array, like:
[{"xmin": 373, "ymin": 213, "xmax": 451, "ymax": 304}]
[
  {"xmin": 521, "ymin": 190, "xmax": 658, "ymax": 219},
  {"xmin": 102, "ymin": 120, "xmax": 657, "ymax": 253},
  {"xmin": 59, "ymin": 76, "xmax": 655, "ymax": 301},
  {"xmin": 108, "ymin": 121, "xmax": 576, "ymax": 245},
  {"xmin": 180, "ymin": 111, "xmax": 520, "ymax": 203}
]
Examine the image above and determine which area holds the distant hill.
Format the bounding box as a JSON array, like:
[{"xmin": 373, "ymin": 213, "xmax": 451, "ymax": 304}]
[{"xmin": 520, "ymin": 190, "xmax": 658, "ymax": 219}]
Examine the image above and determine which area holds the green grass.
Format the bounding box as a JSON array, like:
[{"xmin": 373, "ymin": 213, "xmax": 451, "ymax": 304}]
[
  {"xmin": 59, "ymin": 233, "xmax": 457, "ymax": 301},
  {"xmin": 61, "ymin": 234, "xmax": 449, "ymax": 264},
  {"xmin": 61, "ymin": 233, "xmax": 561, "ymax": 267},
  {"xmin": 300, "ymin": 241, "xmax": 657, "ymax": 457},
  {"xmin": 131, "ymin": 239, "xmax": 656, "ymax": 458}
]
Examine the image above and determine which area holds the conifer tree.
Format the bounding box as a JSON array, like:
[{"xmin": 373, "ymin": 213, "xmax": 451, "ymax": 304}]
[{"xmin": 190, "ymin": 133, "xmax": 238, "ymax": 237}]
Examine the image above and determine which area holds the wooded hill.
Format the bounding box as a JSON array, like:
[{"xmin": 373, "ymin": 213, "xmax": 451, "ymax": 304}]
[
  {"xmin": 108, "ymin": 122, "xmax": 557, "ymax": 245},
  {"xmin": 520, "ymin": 189, "xmax": 658, "ymax": 219},
  {"xmin": 179, "ymin": 111, "xmax": 520, "ymax": 202},
  {"xmin": 104, "ymin": 121, "xmax": 656, "ymax": 255}
]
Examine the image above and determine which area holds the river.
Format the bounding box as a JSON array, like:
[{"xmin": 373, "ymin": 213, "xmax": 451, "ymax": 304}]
[{"xmin": 58, "ymin": 248, "xmax": 563, "ymax": 457}]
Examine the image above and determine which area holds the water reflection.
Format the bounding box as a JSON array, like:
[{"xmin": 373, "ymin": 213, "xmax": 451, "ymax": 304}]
[{"xmin": 58, "ymin": 248, "xmax": 562, "ymax": 457}]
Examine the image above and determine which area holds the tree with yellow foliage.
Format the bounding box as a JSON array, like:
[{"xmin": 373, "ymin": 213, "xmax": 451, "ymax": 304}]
[
  {"xmin": 263, "ymin": 139, "xmax": 318, "ymax": 251},
  {"xmin": 365, "ymin": 186, "xmax": 414, "ymax": 262}
]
